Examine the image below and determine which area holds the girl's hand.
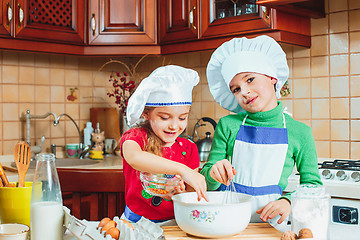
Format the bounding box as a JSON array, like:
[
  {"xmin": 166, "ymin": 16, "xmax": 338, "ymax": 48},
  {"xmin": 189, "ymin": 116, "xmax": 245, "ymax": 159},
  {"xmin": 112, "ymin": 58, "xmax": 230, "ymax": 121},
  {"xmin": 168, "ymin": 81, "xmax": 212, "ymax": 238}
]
[
  {"xmin": 181, "ymin": 169, "xmax": 208, "ymax": 202},
  {"xmin": 163, "ymin": 180, "xmax": 186, "ymax": 200},
  {"xmin": 210, "ymin": 159, "xmax": 237, "ymax": 185},
  {"xmin": 256, "ymin": 199, "xmax": 291, "ymax": 224}
]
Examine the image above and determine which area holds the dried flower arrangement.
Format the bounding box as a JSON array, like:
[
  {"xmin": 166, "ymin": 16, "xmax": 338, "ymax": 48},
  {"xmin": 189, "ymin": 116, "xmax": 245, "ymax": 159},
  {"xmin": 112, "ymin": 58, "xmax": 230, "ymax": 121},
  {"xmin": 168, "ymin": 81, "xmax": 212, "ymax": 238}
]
[
  {"xmin": 107, "ymin": 71, "xmax": 135, "ymax": 115},
  {"xmin": 280, "ymin": 81, "xmax": 291, "ymax": 97},
  {"xmin": 99, "ymin": 55, "xmax": 148, "ymax": 115}
]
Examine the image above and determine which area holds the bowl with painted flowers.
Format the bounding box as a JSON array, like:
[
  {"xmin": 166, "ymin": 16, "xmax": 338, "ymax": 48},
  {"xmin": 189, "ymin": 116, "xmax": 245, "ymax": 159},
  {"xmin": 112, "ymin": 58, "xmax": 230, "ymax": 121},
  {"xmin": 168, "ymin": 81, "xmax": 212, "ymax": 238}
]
[
  {"xmin": 172, "ymin": 191, "xmax": 252, "ymax": 238},
  {"xmin": 139, "ymin": 172, "xmax": 181, "ymax": 197}
]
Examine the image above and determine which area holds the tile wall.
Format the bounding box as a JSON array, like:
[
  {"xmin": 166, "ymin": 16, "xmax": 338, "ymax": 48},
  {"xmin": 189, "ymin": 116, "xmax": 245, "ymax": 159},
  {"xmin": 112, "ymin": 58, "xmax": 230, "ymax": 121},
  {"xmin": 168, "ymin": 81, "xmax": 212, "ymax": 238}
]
[{"xmin": 0, "ymin": 0, "xmax": 359, "ymax": 159}]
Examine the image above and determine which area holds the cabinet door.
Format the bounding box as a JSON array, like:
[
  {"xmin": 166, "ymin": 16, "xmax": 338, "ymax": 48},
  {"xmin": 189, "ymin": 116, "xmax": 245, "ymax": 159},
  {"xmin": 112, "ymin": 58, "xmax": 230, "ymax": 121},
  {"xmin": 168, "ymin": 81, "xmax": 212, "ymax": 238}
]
[
  {"xmin": 159, "ymin": 0, "xmax": 198, "ymax": 44},
  {"xmin": 14, "ymin": 0, "xmax": 85, "ymax": 45},
  {"xmin": 88, "ymin": 0, "xmax": 156, "ymax": 45},
  {"xmin": 200, "ymin": 0, "xmax": 271, "ymax": 39},
  {"xmin": 0, "ymin": 0, "xmax": 13, "ymax": 37}
]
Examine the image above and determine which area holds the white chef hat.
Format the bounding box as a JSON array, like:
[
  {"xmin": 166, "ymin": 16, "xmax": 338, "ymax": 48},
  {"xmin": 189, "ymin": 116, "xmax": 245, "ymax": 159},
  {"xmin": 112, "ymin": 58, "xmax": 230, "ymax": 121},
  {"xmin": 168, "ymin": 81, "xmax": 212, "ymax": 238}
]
[
  {"xmin": 126, "ymin": 65, "xmax": 199, "ymax": 126},
  {"xmin": 206, "ymin": 35, "xmax": 289, "ymax": 113}
]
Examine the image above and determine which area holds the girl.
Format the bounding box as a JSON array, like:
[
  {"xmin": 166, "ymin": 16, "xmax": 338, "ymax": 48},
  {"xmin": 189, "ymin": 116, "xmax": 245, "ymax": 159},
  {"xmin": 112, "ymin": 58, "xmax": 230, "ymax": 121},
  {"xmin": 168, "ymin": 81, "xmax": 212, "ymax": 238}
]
[
  {"xmin": 120, "ymin": 65, "xmax": 208, "ymax": 224},
  {"xmin": 202, "ymin": 35, "xmax": 322, "ymax": 231}
]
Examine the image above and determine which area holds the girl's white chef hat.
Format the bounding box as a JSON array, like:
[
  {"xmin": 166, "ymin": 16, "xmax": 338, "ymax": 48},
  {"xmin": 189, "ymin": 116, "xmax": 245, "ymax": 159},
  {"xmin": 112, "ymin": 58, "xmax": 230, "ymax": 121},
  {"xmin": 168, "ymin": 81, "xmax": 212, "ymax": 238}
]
[
  {"xmin": 206, "ymin": 35, "xmax": 289, "ymax": 113},
  {"xmin": 126, "ymin": 65, "xmax": 199, "ymax": 126}
]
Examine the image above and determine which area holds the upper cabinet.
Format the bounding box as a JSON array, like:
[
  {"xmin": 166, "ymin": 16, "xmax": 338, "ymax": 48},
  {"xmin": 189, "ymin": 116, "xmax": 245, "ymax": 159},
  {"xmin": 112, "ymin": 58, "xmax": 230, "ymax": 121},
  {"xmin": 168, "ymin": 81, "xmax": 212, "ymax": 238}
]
[
  {"xmin": 200, "ymin": 0, "xmax": 272, "ymax": 39},
  {"xmin": 160, "ymin": 0, "xmax": 324, "ymax": 54},
  {"xmin": 88, "ymin": 0, "xmax": 157, "ymax": 45},
  {"xmin": 0, "ymin": 0, "xmax": 324, "ymax": 55},
  {"xmin": 1, "ymin": 0, "xmax": 85, "ymax": 44},
  {"xmin": 159, "ymin": 0, "xmax": 198, "ymax": 44},
  {"xmin": 0, "ymin": 0, "xmax": 14, "ymax": 37},
  {"xmin": 256, "ymin": 0, "xmax": 325, "ymax": 18}
]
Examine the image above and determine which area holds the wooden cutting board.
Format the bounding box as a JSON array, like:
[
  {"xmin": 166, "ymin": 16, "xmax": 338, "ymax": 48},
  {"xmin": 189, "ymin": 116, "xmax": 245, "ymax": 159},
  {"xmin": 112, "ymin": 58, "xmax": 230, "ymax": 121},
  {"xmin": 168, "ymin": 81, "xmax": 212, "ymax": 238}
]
[
  {"xmin": 90, "ymin": 108, "xmax": 121, "ymax": 143},
  {"xmin": 162, "ymin": 223, "xmax": 282, "ymax": 240}
]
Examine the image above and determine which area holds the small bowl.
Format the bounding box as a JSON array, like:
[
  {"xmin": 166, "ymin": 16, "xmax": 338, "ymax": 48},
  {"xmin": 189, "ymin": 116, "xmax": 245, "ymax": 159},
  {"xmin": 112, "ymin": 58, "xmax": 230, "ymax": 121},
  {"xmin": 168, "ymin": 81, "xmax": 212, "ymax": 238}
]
[
  {"xmin": 139, "ymin": 172, "xmax": 181, "ymax": 197},
  {"xmin": 0, "ymin": 223, "xmax": 29, "ymax": 240},
  {"xmin": 172, "ymin": 191, "xmax": 252, "ymax": 238}
]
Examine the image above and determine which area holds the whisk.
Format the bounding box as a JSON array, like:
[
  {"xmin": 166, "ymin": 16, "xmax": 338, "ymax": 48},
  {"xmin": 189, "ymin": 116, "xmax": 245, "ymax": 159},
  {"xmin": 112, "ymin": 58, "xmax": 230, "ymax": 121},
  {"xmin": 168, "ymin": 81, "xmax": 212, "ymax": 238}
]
[{"xmin": 223, "ymin": 156, "xmax": 236, "ymax": 204}]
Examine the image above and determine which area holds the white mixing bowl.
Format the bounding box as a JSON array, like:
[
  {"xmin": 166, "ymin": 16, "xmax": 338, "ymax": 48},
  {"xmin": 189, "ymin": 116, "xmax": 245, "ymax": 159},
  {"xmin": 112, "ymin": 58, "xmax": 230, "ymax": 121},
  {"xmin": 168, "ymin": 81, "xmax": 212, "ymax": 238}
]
[{"xmin": 172, "ymin": 191, "xmax": 252, "ymax": 238}]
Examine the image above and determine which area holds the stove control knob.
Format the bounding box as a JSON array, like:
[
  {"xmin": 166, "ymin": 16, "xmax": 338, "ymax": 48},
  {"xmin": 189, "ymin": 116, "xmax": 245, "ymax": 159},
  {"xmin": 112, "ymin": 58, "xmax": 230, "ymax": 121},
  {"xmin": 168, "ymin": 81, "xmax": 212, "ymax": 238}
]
[
  {"xmin": 336, "ymin": 170, "xmax": 347, "ymax": 181},
  {"xmin": 351, "ymin": 172, "xmax": 360, "ymax": 182},
  {"xmin": 322, "ymin": 169, "xmax": 332, "ymax": 179}
]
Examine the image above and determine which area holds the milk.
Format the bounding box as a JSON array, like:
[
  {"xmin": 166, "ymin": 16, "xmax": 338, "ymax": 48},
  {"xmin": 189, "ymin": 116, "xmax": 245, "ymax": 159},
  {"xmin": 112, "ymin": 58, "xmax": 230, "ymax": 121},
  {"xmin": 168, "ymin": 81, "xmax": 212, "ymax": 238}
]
[{"xmin": 30, "ymin": 201, "xmax": 64, "ymax": 240}]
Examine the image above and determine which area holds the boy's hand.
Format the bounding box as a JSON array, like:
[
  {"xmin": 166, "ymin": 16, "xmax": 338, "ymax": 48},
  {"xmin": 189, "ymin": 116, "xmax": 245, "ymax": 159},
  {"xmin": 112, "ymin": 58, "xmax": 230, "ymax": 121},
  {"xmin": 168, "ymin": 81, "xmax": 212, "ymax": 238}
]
[
  {"xmin": 210, "ymin": 159, "xmax": 237, "ymax": 185},
  {"xmin": 256, "ymin": 199, "xmax": 291, "ymax": 224},
  {"xmin": 163, "ymin": 180, "xmax": 186, "ymax": 200},
  {"xmin": 181, "ymin": 170, "xmax": 209, "ymax": 202}
]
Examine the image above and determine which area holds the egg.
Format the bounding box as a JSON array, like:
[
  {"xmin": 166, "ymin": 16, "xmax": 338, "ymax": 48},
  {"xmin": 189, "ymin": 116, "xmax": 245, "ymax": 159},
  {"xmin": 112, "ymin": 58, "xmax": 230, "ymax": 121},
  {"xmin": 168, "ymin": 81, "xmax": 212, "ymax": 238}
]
[
  {"xmin": 100, "ymin": 220, "xmax": 117, "ymax": 233},
  {"xmin": 97, "ymin": 217, "xmax": 111, "ymax": 229},
  {"xmin": 298, "ymin": 228, "xmax": 313, "ymax": 239},
  {"xmin": 106, "ymin": 227, "xmax": 120, "ymax": 240},
  {"xmin": 280, "ymin": 231, "xmax": 297, "ymax": 240},
  {"xmin": 120, "ymin": 219, "xmax": 134, "ymax": 230}
]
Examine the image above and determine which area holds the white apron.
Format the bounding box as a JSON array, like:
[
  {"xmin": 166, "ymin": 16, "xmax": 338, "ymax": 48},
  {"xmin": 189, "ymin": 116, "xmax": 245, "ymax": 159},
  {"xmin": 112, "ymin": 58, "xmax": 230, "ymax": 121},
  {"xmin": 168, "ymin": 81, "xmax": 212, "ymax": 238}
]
[{"xmin": 219, "ymin": 113, "xmax": 290, "ymax": 232}]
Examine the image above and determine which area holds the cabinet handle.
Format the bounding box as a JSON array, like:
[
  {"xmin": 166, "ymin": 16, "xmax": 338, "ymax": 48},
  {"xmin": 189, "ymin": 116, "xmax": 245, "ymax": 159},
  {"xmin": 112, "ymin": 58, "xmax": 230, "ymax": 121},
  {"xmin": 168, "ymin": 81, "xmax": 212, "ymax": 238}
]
[
  {"xmin": 91, "ymin": 13, "xmax": 96, "ymax": 36},
  {"xmin": 7, "ymin": 2, "xmax": 12, "ymax": 26},
  {"xmin": 18, "ymin": 4, "xmax": 24, "ymax": 27},
  {"xmin": 189, "ymin": 6, "xmax": 196, "ymax": 30}
]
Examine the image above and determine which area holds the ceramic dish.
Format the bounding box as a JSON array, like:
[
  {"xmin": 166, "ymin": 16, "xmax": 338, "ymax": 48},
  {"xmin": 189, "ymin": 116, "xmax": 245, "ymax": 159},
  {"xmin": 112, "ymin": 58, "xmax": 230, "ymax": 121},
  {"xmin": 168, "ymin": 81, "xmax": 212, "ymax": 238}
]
[
  {"xmin": 172, "ymin": 191, "xmax": 252, "ymax": 238},
  {"xmin": 0, "ymin": 223, "xmax": 29, "ymax": 240},
  {"xmin": 139, "ymin": 172, "xmax": 181, "ymax": 197}
]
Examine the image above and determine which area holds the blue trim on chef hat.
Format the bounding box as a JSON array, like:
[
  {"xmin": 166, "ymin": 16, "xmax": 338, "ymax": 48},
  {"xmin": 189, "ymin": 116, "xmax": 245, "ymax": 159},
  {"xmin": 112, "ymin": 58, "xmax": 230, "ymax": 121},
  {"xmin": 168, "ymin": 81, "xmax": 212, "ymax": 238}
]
[{"xmin": 145, "ymin": 101, "xmax": 192, "ymax": 106}]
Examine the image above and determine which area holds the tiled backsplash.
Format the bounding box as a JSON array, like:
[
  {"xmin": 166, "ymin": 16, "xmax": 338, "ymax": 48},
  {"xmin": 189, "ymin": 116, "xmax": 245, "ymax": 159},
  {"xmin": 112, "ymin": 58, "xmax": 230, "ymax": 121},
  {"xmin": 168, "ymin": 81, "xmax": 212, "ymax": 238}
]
[{"xmin": 0, "ymin": 0, "xmax": 359, "ymax": 159}]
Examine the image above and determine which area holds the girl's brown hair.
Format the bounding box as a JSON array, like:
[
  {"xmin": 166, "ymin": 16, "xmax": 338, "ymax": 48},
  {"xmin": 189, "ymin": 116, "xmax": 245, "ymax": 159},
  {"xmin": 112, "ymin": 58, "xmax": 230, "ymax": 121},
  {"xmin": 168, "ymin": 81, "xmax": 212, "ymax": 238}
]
[{"xmin": 138, "ymin": 107, "xmax": 163, "ymax": 156}]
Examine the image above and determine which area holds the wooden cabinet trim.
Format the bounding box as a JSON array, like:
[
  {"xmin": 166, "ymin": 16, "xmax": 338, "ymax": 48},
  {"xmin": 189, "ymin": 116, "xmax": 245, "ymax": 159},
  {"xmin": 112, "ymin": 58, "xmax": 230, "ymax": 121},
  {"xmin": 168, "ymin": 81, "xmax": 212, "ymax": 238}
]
[
  {"xmin": 161, "ymin": 30, "xmax": 310, "ymax": 55},
  {"xmin": 88, "ymin": 0, "xmax": 157, "ymax": 45}
]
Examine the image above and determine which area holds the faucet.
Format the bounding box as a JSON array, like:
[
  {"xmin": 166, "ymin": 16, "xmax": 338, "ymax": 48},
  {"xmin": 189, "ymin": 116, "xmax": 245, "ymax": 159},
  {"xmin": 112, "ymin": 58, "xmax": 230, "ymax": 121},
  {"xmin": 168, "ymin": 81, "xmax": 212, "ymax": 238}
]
[
  {"xmin": 54, "ymin": 113, "xmax": 84, "ymax": 158},
  {"xmin": 24, "ymin": 110, "xmax": 85, "ymax": 159},
  {"xmin": 24, "ymin": 109, "xmax": 58, "ymax": 159}
]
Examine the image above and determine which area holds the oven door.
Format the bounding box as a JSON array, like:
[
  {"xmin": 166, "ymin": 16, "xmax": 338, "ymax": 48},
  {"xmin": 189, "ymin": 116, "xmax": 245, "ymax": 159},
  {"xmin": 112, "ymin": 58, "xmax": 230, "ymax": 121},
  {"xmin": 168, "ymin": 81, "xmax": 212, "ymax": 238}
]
[{"xmin": 330, "ymin": 198, "xmax": 360, "ymax": 240}]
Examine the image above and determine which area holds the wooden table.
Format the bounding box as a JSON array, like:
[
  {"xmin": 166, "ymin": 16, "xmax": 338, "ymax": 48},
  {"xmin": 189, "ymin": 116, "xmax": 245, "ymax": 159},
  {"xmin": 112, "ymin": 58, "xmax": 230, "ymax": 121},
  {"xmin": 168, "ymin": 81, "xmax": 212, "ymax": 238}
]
[{"xmin": 163, "ymin": 223, "xmax": 282, "ymax": 240}]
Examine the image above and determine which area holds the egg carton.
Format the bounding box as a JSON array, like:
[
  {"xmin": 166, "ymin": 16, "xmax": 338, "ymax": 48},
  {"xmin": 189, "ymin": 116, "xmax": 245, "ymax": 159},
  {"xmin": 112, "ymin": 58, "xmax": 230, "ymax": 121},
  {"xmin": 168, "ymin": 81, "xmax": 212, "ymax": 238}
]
[{"xmin": 63, "ymin": 206, "xmax": 164, "ymax": 240}]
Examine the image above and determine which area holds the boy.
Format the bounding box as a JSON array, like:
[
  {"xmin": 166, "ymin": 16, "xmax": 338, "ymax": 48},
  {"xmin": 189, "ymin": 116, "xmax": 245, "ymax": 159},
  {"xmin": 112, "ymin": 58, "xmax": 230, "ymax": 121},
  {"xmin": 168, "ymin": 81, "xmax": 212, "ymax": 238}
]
[{"xmin": 201, "ymin": 35, "xmax": 322, "ymax": 231}]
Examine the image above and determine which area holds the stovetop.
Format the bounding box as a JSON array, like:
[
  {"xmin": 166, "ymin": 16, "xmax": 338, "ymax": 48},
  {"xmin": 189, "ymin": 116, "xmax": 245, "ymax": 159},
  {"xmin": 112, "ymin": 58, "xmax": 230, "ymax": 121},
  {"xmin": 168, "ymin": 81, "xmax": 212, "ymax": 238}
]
[
  {"xmin": 286, "ymin": 159, "xmax": 360, "ymax": 199},
  {"xmin": 319, "ymin": 159, "xmax": 360, "ymax": 171}
]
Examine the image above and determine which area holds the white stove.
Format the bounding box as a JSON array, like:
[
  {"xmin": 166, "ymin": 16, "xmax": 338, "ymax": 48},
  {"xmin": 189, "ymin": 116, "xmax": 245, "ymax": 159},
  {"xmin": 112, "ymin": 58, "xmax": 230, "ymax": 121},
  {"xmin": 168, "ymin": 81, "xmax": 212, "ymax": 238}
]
[{"xmin": 286, "ymin": 159, "xmax": 360, "ymax": 240}]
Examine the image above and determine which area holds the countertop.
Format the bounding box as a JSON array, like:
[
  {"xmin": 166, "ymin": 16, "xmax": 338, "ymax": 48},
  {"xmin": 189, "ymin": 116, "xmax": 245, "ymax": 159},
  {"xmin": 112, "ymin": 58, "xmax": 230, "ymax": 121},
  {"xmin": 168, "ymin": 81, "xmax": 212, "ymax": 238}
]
[
  {"xmin": 0, "ymin": 154, "xmax": 123, "ymax": 183},
  {"xmin": 162, "ymin": 223, "xmax": 282, "ymax": 239}
]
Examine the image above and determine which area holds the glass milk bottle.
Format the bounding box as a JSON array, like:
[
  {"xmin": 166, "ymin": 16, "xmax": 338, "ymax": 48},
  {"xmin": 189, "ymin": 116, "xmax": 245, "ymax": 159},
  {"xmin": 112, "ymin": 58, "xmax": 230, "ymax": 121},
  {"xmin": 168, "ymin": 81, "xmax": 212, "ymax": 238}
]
[
  {"xmin": 291, "ymin": 184, "xmax": 330, "ymax": 240},
  {"xmin": 30, "ymin": 153, "xmax": 64, "ymax": 240}
]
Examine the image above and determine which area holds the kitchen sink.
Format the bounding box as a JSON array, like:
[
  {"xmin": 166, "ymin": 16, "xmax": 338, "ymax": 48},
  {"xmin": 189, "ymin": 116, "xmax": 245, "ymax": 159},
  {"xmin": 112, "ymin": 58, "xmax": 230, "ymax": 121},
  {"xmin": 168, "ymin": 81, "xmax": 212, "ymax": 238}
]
[{"xmin": 12, "ymin": 158, "xmax": 102, "ymax": 169}]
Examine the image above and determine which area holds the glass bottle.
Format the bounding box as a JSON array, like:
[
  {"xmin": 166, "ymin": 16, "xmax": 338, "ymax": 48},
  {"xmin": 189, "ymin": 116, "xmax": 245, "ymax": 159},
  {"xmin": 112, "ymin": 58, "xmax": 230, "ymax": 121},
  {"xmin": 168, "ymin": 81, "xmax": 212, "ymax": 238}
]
[
  {"xmin": 291, "ymin": 184, "xmax": 330, "ymax": 240},
  {"xmin": 30, "ymin": 153, "xmax": 63, "ymax": 240}
]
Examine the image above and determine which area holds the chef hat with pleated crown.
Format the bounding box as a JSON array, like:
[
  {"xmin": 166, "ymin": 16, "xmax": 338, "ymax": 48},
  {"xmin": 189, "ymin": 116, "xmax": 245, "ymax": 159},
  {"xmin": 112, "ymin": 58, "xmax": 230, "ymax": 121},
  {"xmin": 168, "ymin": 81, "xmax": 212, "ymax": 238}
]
[
  {"xmin": 126, "ymin": 65, "xmax": 199, "ymax": 126},
  {"xmin": 206, "ymin": 35, "xmax": 289, "ymax": 113}
]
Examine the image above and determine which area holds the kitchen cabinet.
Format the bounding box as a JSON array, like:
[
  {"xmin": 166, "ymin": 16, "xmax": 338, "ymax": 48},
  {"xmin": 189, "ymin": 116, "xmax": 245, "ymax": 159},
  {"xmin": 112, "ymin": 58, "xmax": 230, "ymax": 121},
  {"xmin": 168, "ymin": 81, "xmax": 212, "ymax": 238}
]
[
  {"xmin": 0, "ymin": 0, "xmax": 85, "ymax": 44},
  {"xmin": 160, "ymin": 0, "xmax": 323, "ymax": 54},
  {"xmin": 256, "ymin": 0, "xmax": 325, "ymax": 18},
  {"xmin": 0, "ymin": 0, "xmax": 322, "ymax": 56},
  {"xmin": 58, "ymin": 168, "xmax": 126, "ymax": 221},
  {"xmin": 88, "ymin": 0, "xmax": 157, "ymax": 45},
  {"xmin": 159, "ymin": 0, "xmax": 198, "ymax": 44},
  {"xmin": 0, "ymin": 0, "xmax": 14, "ymax": 37}
]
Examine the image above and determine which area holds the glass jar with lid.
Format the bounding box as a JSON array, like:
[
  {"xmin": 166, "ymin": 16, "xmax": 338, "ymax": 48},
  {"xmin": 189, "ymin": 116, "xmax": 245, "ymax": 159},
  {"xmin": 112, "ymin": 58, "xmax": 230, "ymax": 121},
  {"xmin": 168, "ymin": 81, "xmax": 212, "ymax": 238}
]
[{"xmin": 291, "ymin": 184, "xmax": 330, "ymax": 240}]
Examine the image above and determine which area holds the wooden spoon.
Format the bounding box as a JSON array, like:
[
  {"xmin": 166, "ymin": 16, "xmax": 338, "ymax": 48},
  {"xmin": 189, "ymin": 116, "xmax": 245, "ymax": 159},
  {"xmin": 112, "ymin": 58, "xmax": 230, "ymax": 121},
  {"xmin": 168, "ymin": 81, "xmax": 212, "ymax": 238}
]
[
  {"xmin": 14, "ymin": 142, "xmax": 31, "ymax": 188},
  {"xmin": 0, "ymin": 163, "xmax": 15, "ymax": 187},
  {"xmin": 0, "ymin": 163, "xmax": 9, "ymax": 187}
]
